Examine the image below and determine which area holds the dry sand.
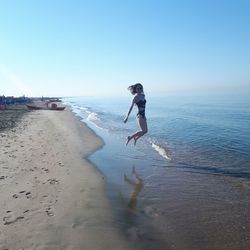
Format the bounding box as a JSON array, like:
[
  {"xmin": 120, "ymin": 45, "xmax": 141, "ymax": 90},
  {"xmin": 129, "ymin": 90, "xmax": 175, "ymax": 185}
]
[{"xmin": 0, "ymin": 107, "xmax": 131, "ymax": 250}]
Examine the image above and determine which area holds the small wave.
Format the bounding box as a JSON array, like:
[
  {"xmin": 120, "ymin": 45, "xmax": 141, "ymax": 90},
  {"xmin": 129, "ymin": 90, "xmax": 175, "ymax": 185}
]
[
  {"xmin": 149, "ymin": 140, "xmax": 171, "ymax": 160},
  {"xmin": 87, "ymin": 112, "xmax": 100, "ymax": 122},
  {"xmin": 79, "ymin": 107, "xmax": 88, "ymax": 111},
  {"xmin": 173, "ymin": 162, "xmax": 250, "ymax": 180},
  {"xmin": 86, "ymin": 112, "xmax": 107, "ymax": 131}
]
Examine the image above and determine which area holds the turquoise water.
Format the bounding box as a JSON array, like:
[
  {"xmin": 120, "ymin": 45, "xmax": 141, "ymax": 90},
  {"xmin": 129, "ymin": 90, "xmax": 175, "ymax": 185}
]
[{"xmin": 64, "ymin": 94, "xmax": 250, "ymax": 249}]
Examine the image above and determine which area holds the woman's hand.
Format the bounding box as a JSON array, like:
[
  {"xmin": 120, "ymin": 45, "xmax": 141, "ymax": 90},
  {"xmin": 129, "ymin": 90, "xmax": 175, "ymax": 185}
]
[{"xmin": 124, "ymin": 117, "xmax": 128, "ymax": 123}]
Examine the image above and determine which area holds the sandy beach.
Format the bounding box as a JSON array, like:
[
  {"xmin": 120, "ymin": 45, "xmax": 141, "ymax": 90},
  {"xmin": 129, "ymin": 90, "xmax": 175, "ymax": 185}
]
[{"xmin": 0, "ymin": 107, "xmax": 131, "ymax": 250}]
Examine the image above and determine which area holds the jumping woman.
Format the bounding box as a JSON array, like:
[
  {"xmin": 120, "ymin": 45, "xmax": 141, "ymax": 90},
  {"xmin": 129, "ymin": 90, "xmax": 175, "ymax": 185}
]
[{"xmin": 124, "ymin": 83, "xmax": 148, "ymax": 145}]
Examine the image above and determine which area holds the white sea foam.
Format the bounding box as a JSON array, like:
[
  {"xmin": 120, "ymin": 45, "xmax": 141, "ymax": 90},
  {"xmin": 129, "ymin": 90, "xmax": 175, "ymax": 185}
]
[
  {"xmin": 87, "ymin": 112, "xmax": 100, "ymax": 122},
  {"xmin": 150, "ymin": 141, "xmax": 171, "ymax": 160},
  {"xmin": 86, "ymin": 112, "xmax": 107, "ymax": 130},
  {"xmin": 79, "ymin": 107, "xmax": 88, "ymax": 111}
]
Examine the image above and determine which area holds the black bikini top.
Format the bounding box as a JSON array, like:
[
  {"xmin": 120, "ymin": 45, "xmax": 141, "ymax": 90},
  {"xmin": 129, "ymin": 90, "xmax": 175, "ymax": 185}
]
[{"xmin": 136, "ymin": 99, "xmax": 146, "ymax": 109}]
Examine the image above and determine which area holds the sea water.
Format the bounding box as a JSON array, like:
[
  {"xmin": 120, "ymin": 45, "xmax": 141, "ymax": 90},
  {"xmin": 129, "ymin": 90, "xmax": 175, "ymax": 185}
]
[
  {"xmin": 64, "ymin": 94, "xmax": 250, "ymax": 249},
  {"xmin": 64, "ymin": 94, "xmax": 250, "ymax": 177}
]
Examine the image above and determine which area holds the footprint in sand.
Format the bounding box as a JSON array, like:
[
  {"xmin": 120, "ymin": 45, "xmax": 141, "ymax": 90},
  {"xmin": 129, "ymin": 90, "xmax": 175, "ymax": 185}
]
[
  {"xmin": 41, "ymin": 167, "xmax": 49, "ymax": 173},
  {"xmin": 12, "ymin": 194, "xmax": 19, "ymax": 199},
  {"xmin": 47, "ymin": 179, "xmax": 59, "ymax": 185},
  {"xmin": 13, "ymin": 191, "xmax": 32, "ymax": 199},
  {"xmin": 45, "ymin": 206, "xmax": 54, "ymax": 217},
  {"xmin": 3, "ymin": 215, "xmax": 25, "ymax": 225},
  {"xmin": 25, "ymin": 191, "xmax": 32, "ymax": 199}
]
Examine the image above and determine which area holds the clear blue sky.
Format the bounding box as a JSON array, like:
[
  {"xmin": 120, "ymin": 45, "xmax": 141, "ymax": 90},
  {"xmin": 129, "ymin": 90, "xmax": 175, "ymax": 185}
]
[{"xmin": 0, "ymin": 0, "xmax": 249, "ymax": 97}]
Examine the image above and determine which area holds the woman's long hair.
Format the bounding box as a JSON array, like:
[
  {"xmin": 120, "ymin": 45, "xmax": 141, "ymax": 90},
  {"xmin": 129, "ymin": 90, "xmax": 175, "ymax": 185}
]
[{"xmin": 128, "ymin": 83, "xmax": 144, "ymax": 95}]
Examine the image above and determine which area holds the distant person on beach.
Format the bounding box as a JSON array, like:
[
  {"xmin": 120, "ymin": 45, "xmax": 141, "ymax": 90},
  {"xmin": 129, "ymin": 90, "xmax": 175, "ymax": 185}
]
[{"xmin": 124, "ymin": 83, "xmax": 148, "ymax": 145}]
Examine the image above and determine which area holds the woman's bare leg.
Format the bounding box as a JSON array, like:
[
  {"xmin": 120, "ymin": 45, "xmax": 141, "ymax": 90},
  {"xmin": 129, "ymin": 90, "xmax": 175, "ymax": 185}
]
[
  {"xmin": 134, "ymin": 115, "xmax": 147, "ymax": 144},
  {"xmin": 126, "ymin": 115, "xmax": 147, "ymax": 145}
]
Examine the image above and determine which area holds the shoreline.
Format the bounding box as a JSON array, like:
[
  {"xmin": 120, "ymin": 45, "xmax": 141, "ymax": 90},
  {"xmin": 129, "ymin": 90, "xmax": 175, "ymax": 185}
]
[
  {"xmin": 1, "ymin": 104, "xmax": 249, "ymax": 250},
  {"xmin": 71, "ymin": 102, "xmax": 250, "ymax": 250},
  {"xmin": 0, "ymin": 107, "xmax": 132, "ymax": 250},
  {"xmin": 88, "ymin": 128, "xmax": 250, "ymax": 250}
]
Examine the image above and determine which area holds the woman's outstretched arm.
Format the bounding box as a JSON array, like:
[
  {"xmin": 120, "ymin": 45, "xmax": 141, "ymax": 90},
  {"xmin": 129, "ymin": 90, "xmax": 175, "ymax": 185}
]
[{"xmin": 124, "ymin": 99, "xmax": 135, "ymax": 123}]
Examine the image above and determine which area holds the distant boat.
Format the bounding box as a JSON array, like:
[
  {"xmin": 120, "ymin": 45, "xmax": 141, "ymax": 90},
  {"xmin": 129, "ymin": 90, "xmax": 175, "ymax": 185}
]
[{"xmin": 26, "ymin": 103, "xmax": 66, "ymax": 111}]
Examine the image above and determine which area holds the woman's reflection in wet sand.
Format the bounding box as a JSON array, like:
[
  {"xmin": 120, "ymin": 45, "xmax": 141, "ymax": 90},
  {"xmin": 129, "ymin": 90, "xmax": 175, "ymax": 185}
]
[{"xmin": 124, "ymin": 165, "xmax": 144, "ymax": 210}]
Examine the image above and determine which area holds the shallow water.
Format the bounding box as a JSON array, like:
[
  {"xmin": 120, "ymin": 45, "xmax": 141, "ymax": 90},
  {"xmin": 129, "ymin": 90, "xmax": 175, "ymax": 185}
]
[{"xmin": 64, "ymin": 94, "xmax": 250, "ymax": 249}]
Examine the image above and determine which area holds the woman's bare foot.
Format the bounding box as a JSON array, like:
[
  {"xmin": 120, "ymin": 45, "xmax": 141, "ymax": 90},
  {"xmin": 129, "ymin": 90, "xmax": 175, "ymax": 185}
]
[
  {"xmin": 134, "ymin": 138, "xmax": 137, "ymax": 145},
  {"xmin": 126, "ymin": 136, "xmax": 132, "ymax": 145}
]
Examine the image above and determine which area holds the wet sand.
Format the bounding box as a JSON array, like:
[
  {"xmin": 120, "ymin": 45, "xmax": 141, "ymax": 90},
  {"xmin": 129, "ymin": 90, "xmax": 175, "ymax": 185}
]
[
  {"xmin": 88, "ymin": 131, "xmax": 250, "ymax": 250},
  {"xmin": 0, "ymin": 107, "xmax": 131, "ymax": 250}
]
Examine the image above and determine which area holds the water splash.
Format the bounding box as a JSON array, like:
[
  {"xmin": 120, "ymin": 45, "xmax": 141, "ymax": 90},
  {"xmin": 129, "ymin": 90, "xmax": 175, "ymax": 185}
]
[{"xmin": 149, "ymin": 139, "xmax": 171, "ymax": 160}]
